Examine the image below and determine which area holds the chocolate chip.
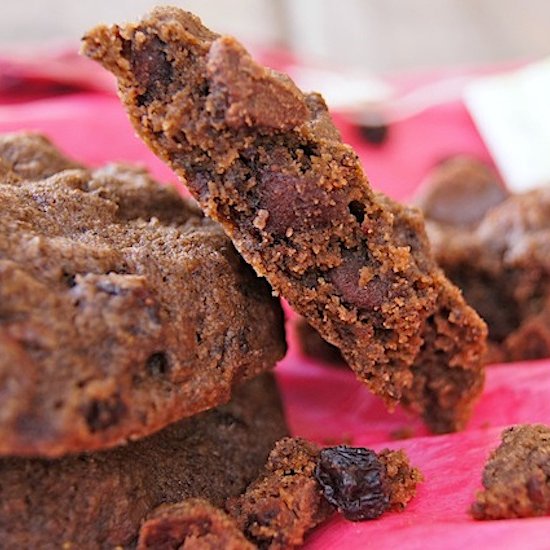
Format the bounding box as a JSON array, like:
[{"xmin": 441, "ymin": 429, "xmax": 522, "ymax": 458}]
[
  {"xmin": 257, "ymin": 172, "xmax": 342, "ymax": 236},
  {"xmin": 131, "ymin": 36, "xmax": 173, "ymax": 106},
  {"xmin": 329, "ymin": 252, "xmax": 388, "ymax": 311},
  {"xmin": 83, "ymin": 395, "xmax": 127, "ymax": 432},
  {"xmin": 348, "ymin": 201, "xmax": 365, "ymax": 224},
  {"xmin": 146, "ymin": 352, "xmax": 170, "ymax": 376},
  {"xmin": 418, "ymin": 157, "xmax": 508, "ymax": 227},
  {"xmin": 315, "ymin": 446, "xmax": 390, "ymax": 521}
]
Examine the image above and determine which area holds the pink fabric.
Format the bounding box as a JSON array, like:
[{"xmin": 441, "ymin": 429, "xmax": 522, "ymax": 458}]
[{"xmin": 1, "ymin": 51, "xmax": 549, "ymax": 549}]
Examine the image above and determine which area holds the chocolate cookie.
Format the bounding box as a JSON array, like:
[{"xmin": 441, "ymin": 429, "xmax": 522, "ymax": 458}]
[
  {"xmin": 0, "ymin": 132, "xmax": 285, "ymax": 457},
  {"xmin": 0, "ymin": 373, "xmax": 287, "ymax": 549},
  {"xmin": 83, "ymin": 7, "xmax": 487, "ymax": 433},
  {"xmin": 471, "ymin": 424, "xmax": 550, "ymax": 519},
  {"xmin": 416, "ymin": 159, "xmax": 550, "ymax": 362},
  {"xmin": 414, "ymin": 156, "xmax": 508, "ymax": 228}
]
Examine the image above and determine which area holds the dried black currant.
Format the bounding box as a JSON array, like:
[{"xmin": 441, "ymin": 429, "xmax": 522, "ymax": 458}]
[{"xmin": 314, "ymin": 445, "xmax": 390, "ymax": 521}]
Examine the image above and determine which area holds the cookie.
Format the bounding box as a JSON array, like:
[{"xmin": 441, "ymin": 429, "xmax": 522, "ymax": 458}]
[
  {"xmin": 414, "ymin": 156, "xmax": 508, "ymax": 228},
  {"xmin": 471, "ymin": 424, "xmax": 550, "ymax": 519},
  {"xmin": 228, "ymin": 438, "xmax": 422, "ymax": 548},
  {"xmin": 0, "ymin": 132, "xmax": 81, "ymax": 180},
  {"xmin": 416, "ymin": 159, "xmax": 550, "ymax": 362},
  {"xmin": 82, "ymin": 7, "xmax": 487, "ymax": 432},
  {"xmin": 227, "ymin": 438, "xmax": 333, "ymax": 549},
  {"xmin": 0, "ymin": 132, "xmax": 285, "ymax": 457},
  {"xmin": 137, "ymin": 498, "xmax": 254, "ymax": 550},
  {"xmin": 0, "ymin": 373, "xmax": 287, "ymax": 549}
]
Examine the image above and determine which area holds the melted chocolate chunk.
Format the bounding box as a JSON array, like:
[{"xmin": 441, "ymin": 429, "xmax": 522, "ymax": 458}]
[
  {"xmin": 257, "ymin": 172, "xmax": 343, "ymax": 236},
  {"xmin": 329, "ymin": 252, "xmax": 388, "ymax": 311},
  {"xmin": 131, "ymin": 36, "xmax": 173, "ymax": 106}
]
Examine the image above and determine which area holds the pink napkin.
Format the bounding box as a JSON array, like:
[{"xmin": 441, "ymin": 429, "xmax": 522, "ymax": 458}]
[{"xmin": 1, "ymin": 51, "xmax": 549, "ymax": 549}]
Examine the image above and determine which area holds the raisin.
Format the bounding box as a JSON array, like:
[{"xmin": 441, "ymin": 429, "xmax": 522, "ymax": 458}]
[{"xmin": 314, "ymin": 446, "xmax": 390, "ymax": 521}]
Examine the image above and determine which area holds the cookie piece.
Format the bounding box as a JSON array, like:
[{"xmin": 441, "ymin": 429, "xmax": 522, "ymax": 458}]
[
  {"xmin": 377, "ymin": 448, "xmax": 424, "ymax": 510},
  {"xmin": 227, "ymin": 438, "xmax": 422, "ymax": 548},
  {"xmin": 0, "ymin": 373, "xmax": 287, "ymax": 549},
  {"xmin": 138, "ymin": 499, "xmax": 254, "ymax": 550},
  {"xmin": 471, "ymin": 424, "xmax": 550, "ymax": 519},
  {"xmin": 414, "ymin": 156, "xmax": 508, "ymax": 228},
  {"xmin": 228, "ymin": 438, "xmax": 332, "ymax": 549},
  {"xmin": 314, "ymin": 444, "xmax": 422, "ymax": 521},
  {"xmin": 0, "ymin": 132, "xmax": 285, "ymax": 457},
  {"xmin": 82, "ymin": 7, "xmax": 486, "ymax": 432},
  {"xmin": 295, "ymin": 158, "xmax": 504, "ymax": 366},
  {"xmin": 420, "ymin": 176, "xmax": 550, "ymax": 362}
]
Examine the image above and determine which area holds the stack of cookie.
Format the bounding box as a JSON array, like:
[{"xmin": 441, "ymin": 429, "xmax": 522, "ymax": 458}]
[
  {"xmin": 1, "ymin": 6, "xmax": 497, "ymax": 546},
  {"xmin": 0, "ymin": 133, "xmax": 288, "ymax": 547}
]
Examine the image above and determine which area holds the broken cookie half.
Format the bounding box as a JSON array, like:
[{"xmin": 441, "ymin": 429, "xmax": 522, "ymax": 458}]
[{"xmin": 82, "ymin": 6, "xmax": 487, "ymax": 432}]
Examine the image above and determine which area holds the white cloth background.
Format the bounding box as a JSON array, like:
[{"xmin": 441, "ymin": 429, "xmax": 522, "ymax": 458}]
[{"xmin": 2, "ymin": 0, "xmax": 549, "ymax": 72}]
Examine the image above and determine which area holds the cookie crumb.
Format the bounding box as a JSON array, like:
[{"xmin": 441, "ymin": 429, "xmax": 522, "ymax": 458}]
[
  {"xmin": 471, "ymin": 424, "xmax": 550, "ymax": 519},
  {"xmin": 227, "ymin": 438, "xmax": 332, "ymax": 549},
  {"xmin": 138, "ymin": 499, "xmax": 253, "ymax": 550}
]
